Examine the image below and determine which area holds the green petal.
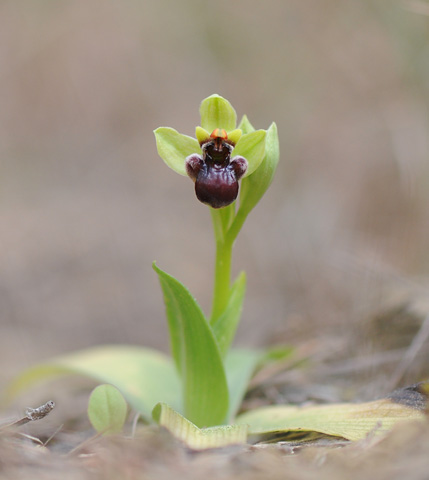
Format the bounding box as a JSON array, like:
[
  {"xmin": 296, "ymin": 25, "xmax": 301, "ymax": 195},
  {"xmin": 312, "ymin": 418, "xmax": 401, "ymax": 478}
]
[
  {"xmin": 233, "ymin": 130, "xmax": 266, "ymax": 177},
  {"xmin": 154, "ymin": 127, "xmax": 200, "ymax": 176},
  {"xmin": 227, "ymin": 129, "xmax": 242, "ymax": 146},
  {"xmin": 200, "ymin": 94, "xmax": 237, "ymax": 133},
  {"xmin": 195, "ymin": 126, "xmax": 210, "ymax": 145}
]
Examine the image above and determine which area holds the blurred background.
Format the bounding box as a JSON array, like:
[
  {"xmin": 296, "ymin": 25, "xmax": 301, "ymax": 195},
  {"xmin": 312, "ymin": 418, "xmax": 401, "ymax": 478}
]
[{"xmin": 2, "ymin": 0, "xmax": 429, "ymax": 402}]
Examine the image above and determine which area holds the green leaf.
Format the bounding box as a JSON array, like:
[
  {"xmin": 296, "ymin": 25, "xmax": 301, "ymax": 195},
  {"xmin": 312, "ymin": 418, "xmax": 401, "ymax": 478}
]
[
  {"xmin": 4, "ymin": 345, "xmax": 181, "ymax": 419},
  {"xmin": 238, "ymin": 115, "xmax": 255, "ymax": 135},
  {"xmin": 225, "ymin": 349, "xmax": 263, "ymax": 422},
  {"xmin": 234, "ymin": 130, "xmax": 266, "ymax": 177},
  {"xmin": 212, "ymin": 272, "xmax": 246, "ymax": 357},
  {"xmin": 238, "ymin": 122, "xmax": 279, "ymax": 217},
  {"xmin": 88, "ymin": 384, "xmax": 128, "ymax": 434},
  {"xmin": 200, "ymin": 94, "xmax": 237, "ymax": 133},
  {"xmin": 153, "ymin": 403, "xmax": 247, "ymax": 450},
  {"xmin": 236, "ymin": 398, "xmax": 425, "ymax": 442},
  {"xmin": 258, "ymin": 344, "xmax": 296, "ymax": 366},
  {"xmin": 153, "ymin": 263, "xmax": 229, "ymax": 427},
  {"xmin": 154, "ymin": 127, "xmax": 200, "ymax": 176}
]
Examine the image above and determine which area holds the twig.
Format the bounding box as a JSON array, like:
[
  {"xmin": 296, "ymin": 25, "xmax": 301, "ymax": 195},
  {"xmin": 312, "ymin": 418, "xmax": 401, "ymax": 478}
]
[
  {"xmin": 387, "ymin": 314, "xmax": 429, "ymax": 391},
  {"xmin": 66, "ymin": 431, "xmax": 103, "ymax": 457},
  {"xmin": 43, "ymin": 423, "xmax": 63, "ymax": 447},
  {"xmin": 130, "ymin": 412, "xmax": 141, "ymax": 438},
  {"xmin": 0, "ymin": 400, "xmax": 55, "ymax": 430}
]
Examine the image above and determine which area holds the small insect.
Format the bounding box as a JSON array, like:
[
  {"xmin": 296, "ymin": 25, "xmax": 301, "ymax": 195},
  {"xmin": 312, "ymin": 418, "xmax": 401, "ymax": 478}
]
[
  {"xmin": 186, "ymin": 129, "xmax": 247, "ymax": 209},
  {"xmin": 25, "ymin": 400, "xmax": 55, "ymax": 421}
]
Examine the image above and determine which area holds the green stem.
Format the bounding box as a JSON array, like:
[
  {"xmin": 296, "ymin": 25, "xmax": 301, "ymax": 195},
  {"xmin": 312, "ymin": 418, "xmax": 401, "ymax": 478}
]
[
  {"xmin": 210, "ymin": 236, "xmax": 233, "ymax": 324},
  {"xmin": 209, "ymin": 203, "xmax": 248, "ymax": 324},
  {"xmin": 225, "ymin": 208, "xmax": 248, "ymax": 246}
]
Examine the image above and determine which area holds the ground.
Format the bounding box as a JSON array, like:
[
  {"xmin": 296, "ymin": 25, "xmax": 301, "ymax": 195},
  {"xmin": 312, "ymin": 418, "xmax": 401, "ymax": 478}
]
[
  {"xmin": 2, "ymin": 418, "xmax": 429, "ymax": 479},
  {"xmin": 2, "ymin": 1, "xmax": 429, "ymax": 478}
]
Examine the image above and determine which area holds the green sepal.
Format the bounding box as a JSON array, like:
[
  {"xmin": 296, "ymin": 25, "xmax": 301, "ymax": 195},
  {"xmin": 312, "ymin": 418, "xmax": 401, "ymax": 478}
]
[
  {"xmin": 200, "ymin": 94, "xmax": 237, "ymax": 133},
  {"xmin": 234, "ymin": 130, "xmax": 266, "ymax": 177},
  {"xmin": 154, "ymin": 127, "xmax": 200, "ymax": 176},
  {"xmin": 238, "ymin": 122, "xmax": 279, "ymax": 215},
  {"xmin": 238, "ymin": 115, "xmax": 256, "ymax": 135}
]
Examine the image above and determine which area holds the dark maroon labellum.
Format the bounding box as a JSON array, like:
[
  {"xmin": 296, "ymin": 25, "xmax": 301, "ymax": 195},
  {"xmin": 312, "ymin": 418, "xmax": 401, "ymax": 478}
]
[{"xmin": 186, "ymin": 130, "xmax": 247, "ymax": 209}]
